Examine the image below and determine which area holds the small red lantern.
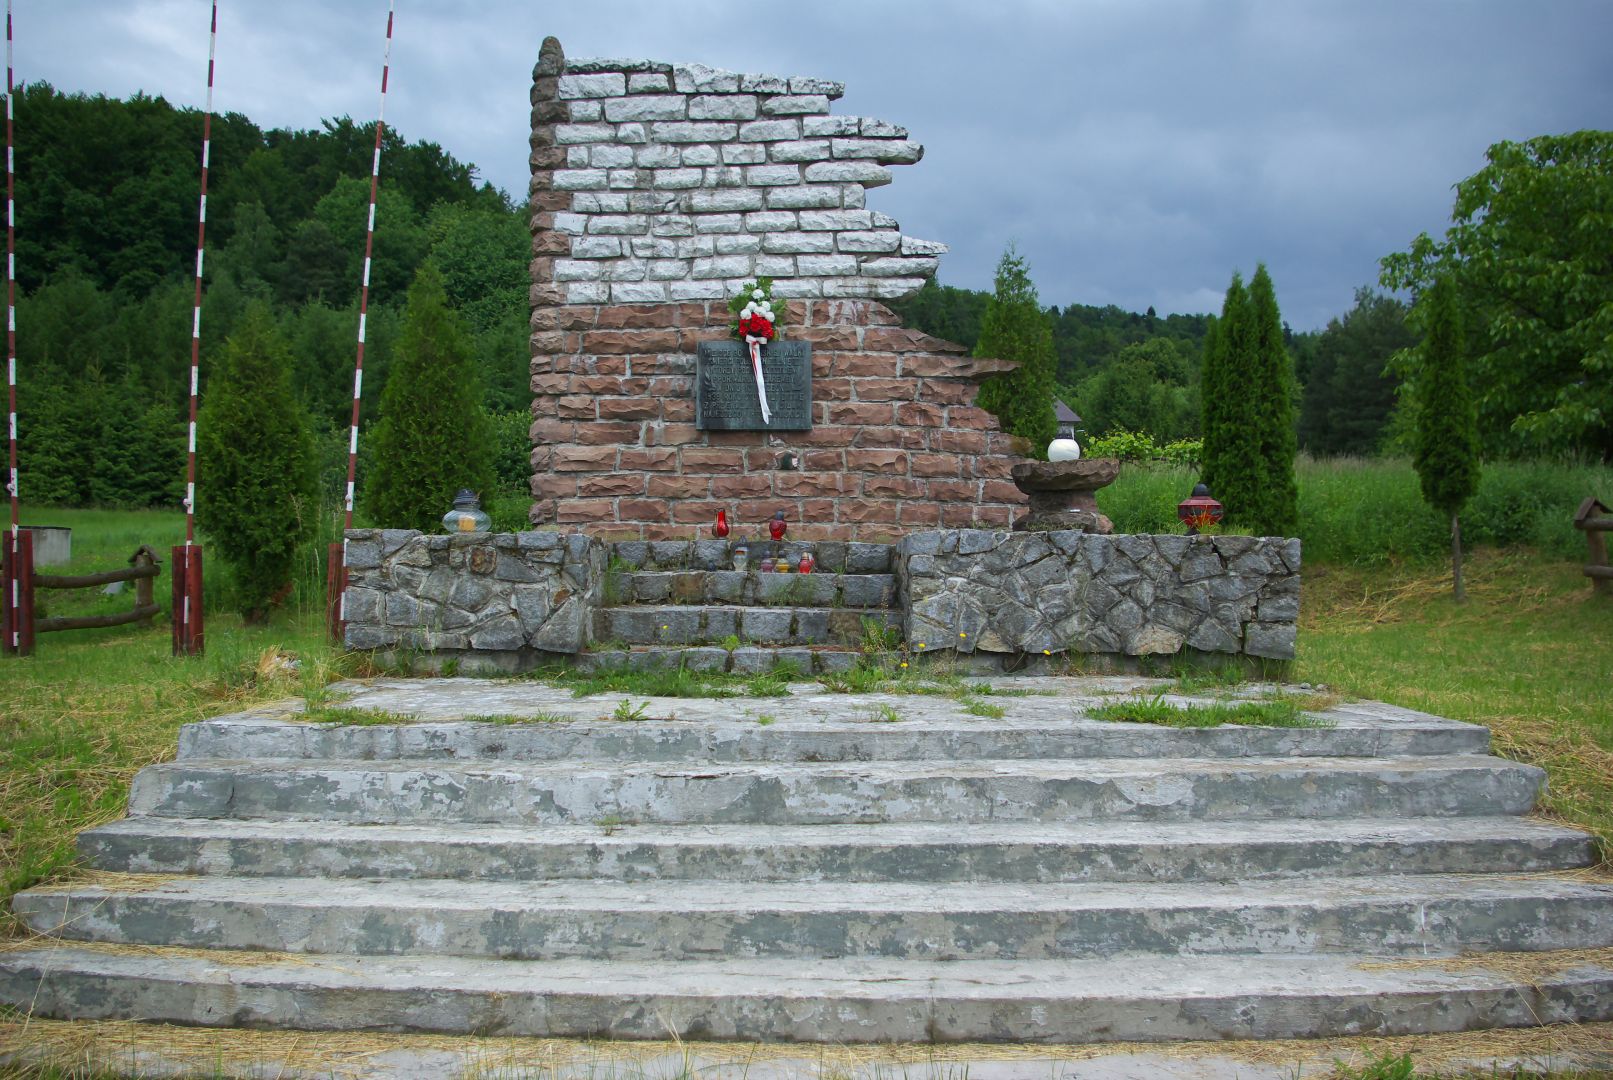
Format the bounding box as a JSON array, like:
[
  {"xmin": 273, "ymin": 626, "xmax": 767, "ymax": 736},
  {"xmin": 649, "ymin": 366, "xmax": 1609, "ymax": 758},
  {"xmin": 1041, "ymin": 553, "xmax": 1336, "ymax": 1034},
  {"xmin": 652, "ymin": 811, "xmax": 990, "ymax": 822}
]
[
  {"xmin": 768, "ymin": 511, "xmax": 787, "ymax": 543},
  {"xmin": 1177, "ymin": 483, "xmax": 1224, "ymax": 535},
  {"xmin": 714, "ymin": 510, "xmax": 730, "ymax": 539}
]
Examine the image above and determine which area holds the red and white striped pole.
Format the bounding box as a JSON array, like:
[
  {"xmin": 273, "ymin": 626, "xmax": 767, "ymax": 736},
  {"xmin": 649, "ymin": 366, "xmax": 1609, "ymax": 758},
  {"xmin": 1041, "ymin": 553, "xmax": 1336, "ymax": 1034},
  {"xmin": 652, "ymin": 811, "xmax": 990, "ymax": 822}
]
[
  {"xmin": 1, "ymin": 0, "xmax": 32, "ymax": 658},
  {"xmin": 329, "ymin": 0, "xmax": 395, "ymax": 644},
  {"xmin": 173, "ymin": 0, "xmax": 217, "ymax": 657}
]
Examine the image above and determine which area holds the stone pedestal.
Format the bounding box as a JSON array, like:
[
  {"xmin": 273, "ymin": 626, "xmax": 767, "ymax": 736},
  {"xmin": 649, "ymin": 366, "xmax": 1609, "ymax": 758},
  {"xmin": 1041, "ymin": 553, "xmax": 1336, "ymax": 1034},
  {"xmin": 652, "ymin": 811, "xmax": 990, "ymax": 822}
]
[{"xmin": 1010, "ymin": 458, "xmax": 1120, "ymax": 533}]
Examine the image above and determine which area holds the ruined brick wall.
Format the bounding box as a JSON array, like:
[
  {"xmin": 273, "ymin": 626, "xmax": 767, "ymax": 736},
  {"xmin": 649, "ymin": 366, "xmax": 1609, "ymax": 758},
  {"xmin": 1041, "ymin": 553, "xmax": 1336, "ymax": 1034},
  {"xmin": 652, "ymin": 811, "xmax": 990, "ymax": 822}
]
[{"xmin": 528, "ymin": 38, "xmax": 1028, "ymax": 539}]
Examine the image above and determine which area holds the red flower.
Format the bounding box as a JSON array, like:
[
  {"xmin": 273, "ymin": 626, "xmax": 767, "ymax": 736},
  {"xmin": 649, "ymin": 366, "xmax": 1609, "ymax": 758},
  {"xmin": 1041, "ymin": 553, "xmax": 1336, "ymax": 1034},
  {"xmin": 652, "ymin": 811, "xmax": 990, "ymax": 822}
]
[{"xmin": 740, "ymin": 314, "xmax": 774, "ymax": 339}]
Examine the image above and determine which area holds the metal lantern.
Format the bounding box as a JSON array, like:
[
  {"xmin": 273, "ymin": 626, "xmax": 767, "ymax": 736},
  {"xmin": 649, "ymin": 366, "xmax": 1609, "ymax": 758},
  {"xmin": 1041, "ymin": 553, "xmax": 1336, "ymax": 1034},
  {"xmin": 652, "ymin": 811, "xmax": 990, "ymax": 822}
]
[
  {"xmin": 442, "ymin": 489, "xmax": 491, "ymax": 533},
  {"xmin": 1177, "ymin": 483, "xmax": 1224, "ymax": 535}
]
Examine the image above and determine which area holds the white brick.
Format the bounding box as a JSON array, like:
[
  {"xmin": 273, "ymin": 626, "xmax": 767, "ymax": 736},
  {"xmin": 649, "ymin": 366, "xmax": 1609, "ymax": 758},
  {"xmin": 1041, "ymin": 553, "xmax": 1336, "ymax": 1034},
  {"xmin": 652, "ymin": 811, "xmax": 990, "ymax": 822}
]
[
  {"xmin": 616, "ymin": 123, "xmax": 648, "ymax": 145},
  {"xmin": 554, "ymin": 124, "xmax": 614, "ymax": 145},
  {"xmin": 629, "ymin": 191, "xmax": 681, "ymax": 213},
  {"xmin": 870, "ymin": 211, "xmax": 899, "ymax": 229},
  {"xmin": 739, "ymin": 73, "xmax": 790, "ymax": 93},
  {"xmin": 551, "ymin": 212, "xmax": 588, "ymax": 234},
  {"xmin": 630, "ymin": 237, "xmax": 679, "ymax": 257},
  {"xmin": 761, "ymin": 94, "xmax": 831, "ymax": 116},
  {"xmin": 802, "ymin": 116, "xmax": 858, "ymax": 137},
  {"xmin": 763, "ymin": 231, "xmax": 834, "ymax": 254},
  {"xmin": 765, "ymin": 185, "xmax": 842, "ymax": 209},
  {"xmin": 796, "ymin": 254, "xmax": 858, "ymax": 275},
  {"xmin": 789, "ymin": 76, "xmax": 844, "ymax": 98},
  {"xmin": 691, "ymin": 254, "xmax": 754, "ymax": 279},
  {"xmin": 744, "ymin": 211, "xmax": 798, "ymax": 233},
  {"xmin": 689, "ymin": 189, "xmax": 764, "ymax": 213},
  {"xmin": 589, "ymin": 144, "xmax": 637, "ymax": 168},
  {"xmin": 805, "ymin": 160, "xmax": 892, "ymax": 186},
  {"xmin": 651, "ymin": 214, "xmax": 694, "ymax": 236},
  {"xmin": 901, "ymin": 236, "xmax": 949, "ymax": 256},
  {"xmin": 648, "ymin": 259, "xmax": 691, "ymax": 280},
  {"xmin": 628, "ymin": 72, "xmax": 671, "ymax": 92},
  {"xmin": 566, "ymin": 147, "xmax": 589, "ymax": 168},
  {"xmin": 769, "ymin": 140, "xmax": 833, "ymax": 163},
  {"xmin": 679, "ymin": 144, "xmax": 720, "ymax": 166},
  {"xmin": 693, "ymin": 214, "xmax": 744, "ymax": 234},
  {"xmin": 652, "ymin": 168, "xmax": 705, "ymax": 190},
  {"xmin": 720, "ymin": 143, "xmax": 767, "ymax": 165},
  {"xmin": 572, "ymin": 193, "xmax": 629, "ymax": 213},
  {"xmin": 746, "ymin": 164, "xmax": 802, "ymax": 186},
  {"xmin": 568, "ymin": 101, "xmax": 602, "ymax": 122},
  {"xmin": 670, "ymin": 280, "xmax": 727, "ymax": 300},
  {"xmin": 566, "ymin": 282, "xmax": 611, "ymax": 304},
  {"xmin": 557, "ymin": 73, "xmax": 626, "ymax": 99},
  {"xmin": 633, "ymin": 144, "xmax": 682, "ymax": 168},
  {"xmin": 836, "ymin": 230, "xmax": 902, "ymax": 253},
  {"xmin": 771, "ymin": 277, "xmax": 822, "ymax": 298},
  {"xmin": 704, "ymin": 166, "xmax": 747, "ymax": 188},
  {"xmin": 860, "ymin": 118, "xmax": 907, "ymax": 138},
  {"xmin": 830, "ymin": 138, "xmax": 923, "ymax": 164},
  {"xmin": 858, "ymin": 256, "xmax": 940, "ymax": 277},
  {"xmin": 755, "ymin": 255, "xmax": 796, "ymax": 277},
  {"xmin": 689, "ymin": 95, "xmax": 758, "ymax": 121},
  {"xmin": 840, "ymin": 185, "xmax": 866, "ymax": 209},
  {"xmin": 554, "ymin": 168, "xmax": 609, "ymax": 190},
  {"xmin": 738, "ymin": 119, "xmax": 800, "ymax": 142},
  {"xmin": 675, "ymin": 236, "xmax": 717, "ymax": 258},
  {"xmin": 674, "ymin": 64, "xmax": 741, "ymax": 93},
  {"xmin": 586, "ymin": 214, "xmax": 650, "ymax": 234},
  {"xmin": 572, "ymin": 236, "xmax": 622, "ymax": 258},
  {"xmin": 798, "ymin": 210, "xmax": 872, "ymax": 231},
  {"xmin": 716, "ymin": 233, "xmax": 762, "ymax": 255},
  {"xmin": 553, "ymin": 260, "xmax": 604, "ymax": 281},
  {"xmin": 651, "ymin": 121, "xmax": 738, "ymax": 143},
  {"xmin": 612, "ymin": 282, "xmax": 669, "ymax": 302},
  {"xmin": 606, "ymin": 258, "xmax": 649, "ymax": 281},
  {"xmin": 606, "ymin": 168, "xmax": 647, "ymax": 190},
  {"xmin": 603, "ymin": 95, "xmax": 687, "ymax": 122}
]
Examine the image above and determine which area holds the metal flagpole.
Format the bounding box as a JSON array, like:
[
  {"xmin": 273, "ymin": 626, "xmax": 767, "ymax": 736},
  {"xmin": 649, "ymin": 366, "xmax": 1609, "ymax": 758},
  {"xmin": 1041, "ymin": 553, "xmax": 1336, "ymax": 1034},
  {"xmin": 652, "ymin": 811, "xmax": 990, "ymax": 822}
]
[
  {"xmin": 173, "ymin": 0, "xmax": 218, "ymax": 656},
  {"xmin": 328, "ymin": 0, "xmax": 395, "ymax": 644},
  {"xmin": 2, "ymin": 0, "xmax": 32, "ymax": 658}
]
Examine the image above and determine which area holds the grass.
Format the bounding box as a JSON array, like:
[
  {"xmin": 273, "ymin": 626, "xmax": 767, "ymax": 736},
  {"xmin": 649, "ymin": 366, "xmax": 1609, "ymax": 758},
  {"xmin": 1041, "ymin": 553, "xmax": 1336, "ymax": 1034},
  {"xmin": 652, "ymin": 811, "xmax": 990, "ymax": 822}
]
[{"xmin": 1088, "ymin": 693, "xmax": 1325, "ymax": 729}]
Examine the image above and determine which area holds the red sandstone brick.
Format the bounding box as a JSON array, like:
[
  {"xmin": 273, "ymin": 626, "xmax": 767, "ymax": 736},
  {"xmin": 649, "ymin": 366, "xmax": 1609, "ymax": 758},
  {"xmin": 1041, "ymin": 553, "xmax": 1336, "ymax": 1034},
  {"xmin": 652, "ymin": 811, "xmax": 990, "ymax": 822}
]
[
  {"xmin": 532, "ymin": 229, "xmax": 569, "ymax": 255},
  {"xmin": 631, "ymin": 357, "xmax": 695, "ymax": 377},
  {"xmin": 710, "ymin": 473, "xmax": 773, "ymax": 498},
  {"xmin": 976, "ymin": 504, "xmax": 1017, "ymax": 527},
  {"xmin": 774, "ymin": 473, "xmax": 851, "ymax": 497},
  {"xmin": 972, "ymin": 455, "xmax": 1017, "ymax": 480},
  {"xmin": 811, "ymin": 354, "xmax": 834, "ymax": 379},
  {"xmin": 529, "ymin": 498, "xmax": 557, "ymax": 524},
  {"xmin": 674, "ymin": 303, "xmax": 712, "ymax": 326},
  {"xmin": 619, "ymin": 447, "xmax": 679, "ymax": 471},
  {"xmin": 531, "ymin": 475, "xmax": 578, "ymax": 500},
  {"xmin": 598, "ymin": 397, "xmax": 661, "ymax": 422},
  {"xmin": 940, "ymin": 504, "xmax": 976, "ymax": 527},
  {"xmin": 846, "ymin": 448, "xmax": 907, "ymax": 472},
  {"xmin": 989, "ymin": 432, "xmax": 1030, "ymax": 456},
  {"xmin": 792, "ymin": 326, "xmax": 859, "ymax": 349},
  {"xmin": 920, "ymin": 380, "xmax": 975, "ymax": 406},
  {"xmin": 983, "ymin": 480, "xmax": 1024, "ymax": 503},
  {"xmin": 863, "ymin": 476, "xmax": 925, "ymax": 499},
  {"xmin": 574, "ymin": 421, "xmax": 644, "ymax": 447},
  {"xmin": 557, "ymin": 308, "xmax": 597, "ymax": 330},
  {"xmin": 835, "ymin": 353, "xmax": 900, "ymax": 378},
  {"xmin": 799, "ymin": 425, "xmax": 857, "ymax": 447},
  {"xmin": 553, "ymin": 446, "xmax": 617, "ymax": 472},
  {"xmin": 838, "ymin": 500, "xmax": 899, "ymax": 524},
  {"xmin": 596, "ymin": 305, "xmax": 678, "ymax": 330},
  {"xmin": 648, "ymin": 377, "xmax": 694, "ymax": 398},
  {"xmin": 853, "ymin": 378, "xmax": 916, "ymax": 402},
  {"xmin": 664, "ymin": 399, "xmax": 695, "ymax": 422},
  {"xmin": 707, "ymin": 430, "xmax": 765, "ymax": 446},
  {"xmin": 896, "ymin": 402, "xmax": 945, "ymax": 428},
  {"xmin": 681, "ymin": 448, "xmax": 746, "ymax": 473},
  {"xmin": 648, "ymin": 475, "xmax": 713, "ymax": 499},
  {"xmin": 592, "ymin": 357, "xmax": 630, "ymax": 376},
  {"xmin": 853, "ymin": 426, "xmax": 929, "ymax": 450},
  {"xmin": 531, "ymin": 374, "xmax": 574, "ymax": 395},
  {"xmin": 785, "ymin": 300, "xmax": 810, "ymax": 325},
  {"xmin": 899, "ymin": 354, "xmax": 964, "ymax": 378},
  {"xmin": 948, "ymin": 407, "xmax": 996, "ymax": 430},
  {"xmin": 529, "ymin": 419, "xmax": 574, "ymax": 444},
  {"xmin": 618, "ymin": 498, "xmax": 671, "ymax": 522},
  {"xmin": 531, "ymin": 397, "xmax": 560, "ymax": 418},
  {"xmin": 671, "ymin": 500, "xmax": 731, "ymax": 524},
  {"xmin": 898, "ymin": 502, "xmax": 942, "ymax": 526},
  {"xmin": 579, "ymin": 474, "xmax": 646, "ymax": 497},
  {"xmin": 530, "ymin": 309, "xmax": 560, "ymax": 332},
  {"xmin": 557, "ymin": 396, "xmax": 596, "ymax": 420},
  {"xmin": 815, "ymin": 378, "xmax": 852, "ymax": 402},
  {"xmin": 556, "ymin": 499, "xmax": 617, "ymax": 524},
  {"xmin": 828, "ymin": 402, "xmax": 895, "ymax": 426},
  {"xmin": 803, "ymin": 451, "xmax": 845, "ymax": 471},
  {"xmin": 647, "ymin": 423, "xmax": 703, "ymax": 446},
  {"xmin": 927, "ymin": 479, "xmax": 979, "ymax": 502},
  {"xmin": 585, "ymin": 329, "xmax": 681, "ymax": 354},
  {"xmin": 910, "ymin": 453, "xmax": 961, "ymax": 478},
  {"xmin": 571, "ymin": 375, "xmax": 649, "ymax": 395},
  {"xmin": 530, "ymin": 445, "xmax": 554, "ymax": 471},
  {"xmin": 932, "ymin": 429, "xmax": 987, "ymax": 455},
  {"xmin": 679, "ymin": 328, "xmax": 730, "ymax": 351}
]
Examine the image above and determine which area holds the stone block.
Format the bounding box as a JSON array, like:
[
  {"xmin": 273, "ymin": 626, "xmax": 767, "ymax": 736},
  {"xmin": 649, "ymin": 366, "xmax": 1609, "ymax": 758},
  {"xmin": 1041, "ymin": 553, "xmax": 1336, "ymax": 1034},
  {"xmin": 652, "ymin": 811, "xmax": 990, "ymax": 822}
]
[
  {"xmin": 603, "ymin": 95, "xmax": 687, "ymax": 122},
  {"xmin": 689, "ymin": 95, "xmax": 758, "ymax": 120},
  {"xmin": 557, "ymin": 73, "xmax": 626, "ymax": 99},
  {"xmin": 1245, "ymin": 621, "xmax": 1298, "ymax": 660}
]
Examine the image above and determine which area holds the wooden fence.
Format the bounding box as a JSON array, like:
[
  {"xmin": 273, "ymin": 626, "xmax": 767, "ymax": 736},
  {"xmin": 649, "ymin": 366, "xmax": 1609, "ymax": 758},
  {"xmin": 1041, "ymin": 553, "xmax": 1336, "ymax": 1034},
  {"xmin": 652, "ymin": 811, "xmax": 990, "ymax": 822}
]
[{"xmin": 2, "ymin": 540, "xmax": 162, "ymax": 656}]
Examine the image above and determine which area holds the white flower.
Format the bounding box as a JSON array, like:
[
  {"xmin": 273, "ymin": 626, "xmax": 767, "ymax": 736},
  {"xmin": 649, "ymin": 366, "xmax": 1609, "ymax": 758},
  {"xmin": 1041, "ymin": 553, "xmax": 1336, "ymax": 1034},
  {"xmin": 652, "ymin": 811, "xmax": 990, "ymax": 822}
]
[{"xmin": 752, "ymin": 288, "xmax": 764, "ymax": 300}]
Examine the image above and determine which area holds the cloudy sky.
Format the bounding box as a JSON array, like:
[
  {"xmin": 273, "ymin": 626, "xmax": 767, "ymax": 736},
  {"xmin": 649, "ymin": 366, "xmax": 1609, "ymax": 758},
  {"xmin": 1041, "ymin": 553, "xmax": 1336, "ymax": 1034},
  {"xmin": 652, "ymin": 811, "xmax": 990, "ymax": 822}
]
[{"xmin": 20, "ymin": 0, "xmax": 1613, "ymax": 329}]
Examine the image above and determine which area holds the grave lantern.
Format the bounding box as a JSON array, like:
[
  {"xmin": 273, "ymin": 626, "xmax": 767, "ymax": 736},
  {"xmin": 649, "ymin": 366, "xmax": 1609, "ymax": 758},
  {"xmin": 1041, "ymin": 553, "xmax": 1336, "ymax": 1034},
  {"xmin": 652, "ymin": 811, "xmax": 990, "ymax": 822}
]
[
  {"xmin": 442, "ymin": 489, "xmax": 490, "ymax": 533},
  {"xmin": 1177, "ymin": 483, "xmax": 1223, "ymax": 535}
]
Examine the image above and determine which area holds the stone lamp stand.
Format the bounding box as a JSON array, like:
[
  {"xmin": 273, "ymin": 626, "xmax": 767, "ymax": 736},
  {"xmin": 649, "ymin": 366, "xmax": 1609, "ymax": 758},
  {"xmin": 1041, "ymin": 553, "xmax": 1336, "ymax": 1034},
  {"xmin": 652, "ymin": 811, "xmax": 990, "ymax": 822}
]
[{"xmin": 1009, "ymin": 458, "xmax": 1120, "ymax": 533}]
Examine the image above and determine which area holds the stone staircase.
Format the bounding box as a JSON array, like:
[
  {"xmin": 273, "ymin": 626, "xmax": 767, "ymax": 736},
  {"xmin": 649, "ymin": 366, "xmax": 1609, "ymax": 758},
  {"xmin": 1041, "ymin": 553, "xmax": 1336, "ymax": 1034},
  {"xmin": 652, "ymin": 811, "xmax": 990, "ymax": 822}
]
[
  {"xmin": 4, "ymin": 677, "xmax": 1613, "ymax": 1043},
  {"xmin": 585, "ymin": 539, "xmax": 903, "ymax": 674}
]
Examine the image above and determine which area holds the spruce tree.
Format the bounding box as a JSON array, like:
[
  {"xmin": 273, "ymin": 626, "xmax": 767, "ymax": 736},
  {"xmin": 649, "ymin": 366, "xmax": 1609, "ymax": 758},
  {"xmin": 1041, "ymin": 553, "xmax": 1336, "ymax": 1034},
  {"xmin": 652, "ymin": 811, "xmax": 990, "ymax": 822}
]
[
  {"xmin": 1246, "ymin": 265, "xmax": 1299, "ymax": 536},
  {"xmin": 1200, "ymin": 274, "xmax": 1261, "ymax": 525},
  {"xmin": 973, "ymin": 247, "xmax": 1058, "ymax": 456},
  {"xmin": 1412, "ymin": 275, "xmax": 1481, "ymax": 602},
  {"xmin": 196, "ymin": 303, "xmax": 318, "ymax": 622},
  {"xmin": 363, "ymin": 264, "xmax": 494, "ymax": 532}
]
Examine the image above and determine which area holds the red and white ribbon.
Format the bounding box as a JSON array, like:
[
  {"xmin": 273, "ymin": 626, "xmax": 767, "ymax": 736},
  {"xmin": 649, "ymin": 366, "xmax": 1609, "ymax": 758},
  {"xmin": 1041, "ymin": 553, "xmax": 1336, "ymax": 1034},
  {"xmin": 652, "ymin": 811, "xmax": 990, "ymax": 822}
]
[{"xmin": 746, "ymin": 335, "xmax": 770, "ymax": 425}]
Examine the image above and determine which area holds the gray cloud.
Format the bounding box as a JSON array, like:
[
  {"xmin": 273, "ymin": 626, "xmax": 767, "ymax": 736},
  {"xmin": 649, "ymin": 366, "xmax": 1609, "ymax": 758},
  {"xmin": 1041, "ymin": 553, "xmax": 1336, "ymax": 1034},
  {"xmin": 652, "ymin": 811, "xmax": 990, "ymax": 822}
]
[{"xmin": 19, "ymin": 0, "xmax": 1613, "ymax": 328}]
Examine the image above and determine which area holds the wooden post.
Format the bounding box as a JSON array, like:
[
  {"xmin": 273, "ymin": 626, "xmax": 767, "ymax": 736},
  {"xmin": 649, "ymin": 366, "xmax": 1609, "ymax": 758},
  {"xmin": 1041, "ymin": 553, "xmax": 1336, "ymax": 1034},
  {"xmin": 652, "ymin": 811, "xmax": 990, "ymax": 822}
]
[
  {"xmin": 3, "ymin": 528, "xmax": 34, "ymax": 656},
  {"xmin": 327, "ymin": 541, "xmax": 347, "ymax": 645},
  {"xmin": 171, "ymin": 544, "xmax": 204, "ymax": 656},
  {"xmin": 1575, "ymin": 496, "xmax": 1611, "ymax": 597},
  {"xmin": 132, "ymin": 545, "xmax": 157, "ymax": 612}
]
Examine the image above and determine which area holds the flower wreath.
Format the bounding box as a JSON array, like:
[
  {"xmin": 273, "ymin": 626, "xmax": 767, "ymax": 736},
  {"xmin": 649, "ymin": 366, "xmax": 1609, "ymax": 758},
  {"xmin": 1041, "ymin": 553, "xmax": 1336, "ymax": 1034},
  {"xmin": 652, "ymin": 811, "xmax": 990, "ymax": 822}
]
[{"xmin": 728, "ymin": 278, "xmax": 784, "ymax": 424}]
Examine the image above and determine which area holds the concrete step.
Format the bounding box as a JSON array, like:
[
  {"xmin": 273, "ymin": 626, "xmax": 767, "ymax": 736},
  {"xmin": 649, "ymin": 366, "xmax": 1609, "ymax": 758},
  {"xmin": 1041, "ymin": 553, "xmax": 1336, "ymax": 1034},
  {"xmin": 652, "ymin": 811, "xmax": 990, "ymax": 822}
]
[
  {"xmin": 608, "ymin": 539, "xmax": 895, "ymax": 574},
  {"xmin": 609, "ymin": 570, "xmax": 897, "ymax": 609},
  {"xmin": 126, "ymin": 754, "xmax": 1545, "ymax": 826},
  {"xmin": 594, "ymin": 605, "xmax": 902, "ymax": 647},
  {"xmin": 19, "ymin": 873, "xmax": 1613, "ymax": 962},
  {"xmin": 6, "ymin": 944, "xmax": 1611, "ymax": 1042},
  {"xmin": 574, "ymin": 645, "xmax": 864, "ymax": 676},
  {"xmin": 176, "ymin": 706, "xmax": 1490, "ymax": 764},
  {"xmin": 78, "ymin": 816, "xmax": 1596, "ymax": 884}
]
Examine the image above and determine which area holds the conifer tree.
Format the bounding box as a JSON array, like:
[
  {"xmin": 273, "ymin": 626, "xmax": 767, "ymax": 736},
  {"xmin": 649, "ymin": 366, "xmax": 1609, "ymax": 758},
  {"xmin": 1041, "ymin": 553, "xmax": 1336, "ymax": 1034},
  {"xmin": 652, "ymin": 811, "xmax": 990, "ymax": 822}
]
[
  {"xmin": 974, "ymin": 247, "xmax": 1058, "ymax": 456},
  {"xmin": 363, "ymin": 264, "xmax": 494, "ymax": 532},
  {"xmin": 1200, "ymin": 274, "xmax": 1260, "ymax": 523},
  {"xmin": 1246, "ymin": 265, "xmax": 1299, "ymax": 535},
  {"xmin": 1412, "ymin": 275, "xmax": 1481, "ymax": 602},
  {"xmin": 196, "ymin": 303, "xmax": 318, "ymax": 622}
]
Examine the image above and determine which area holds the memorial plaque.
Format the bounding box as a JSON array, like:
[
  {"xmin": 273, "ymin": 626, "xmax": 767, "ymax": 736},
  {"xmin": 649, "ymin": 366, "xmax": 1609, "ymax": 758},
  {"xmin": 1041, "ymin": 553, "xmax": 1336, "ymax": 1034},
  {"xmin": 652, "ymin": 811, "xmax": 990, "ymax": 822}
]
[{"xmin": 695, "ymin": 340, "xmax": 813, "ymax": 431}]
